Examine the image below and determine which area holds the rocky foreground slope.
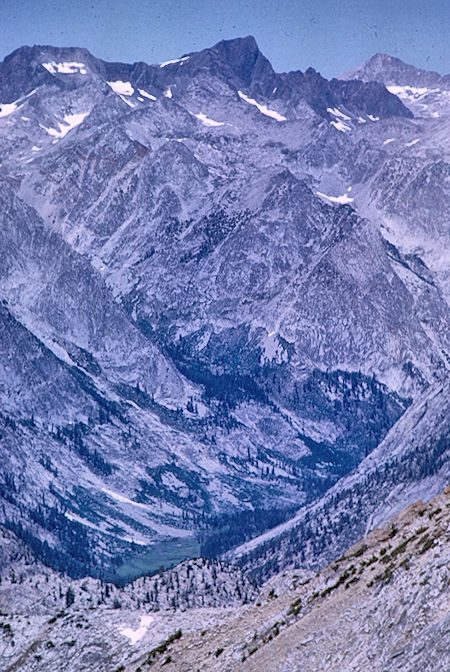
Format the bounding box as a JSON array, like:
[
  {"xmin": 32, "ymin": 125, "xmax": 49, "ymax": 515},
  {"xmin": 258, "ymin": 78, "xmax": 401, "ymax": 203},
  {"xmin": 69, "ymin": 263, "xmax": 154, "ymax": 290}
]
[{"xmin": 1, "ymin": 487, "xmax": 448, "ymax": 671}]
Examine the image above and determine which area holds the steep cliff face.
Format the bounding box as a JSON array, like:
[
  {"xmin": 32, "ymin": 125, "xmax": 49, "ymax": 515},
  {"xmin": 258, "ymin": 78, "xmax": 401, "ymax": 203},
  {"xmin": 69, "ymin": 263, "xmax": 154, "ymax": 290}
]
[{"xmin": 0, "ymin": 38, "xmax": 448, "ymax": 578}]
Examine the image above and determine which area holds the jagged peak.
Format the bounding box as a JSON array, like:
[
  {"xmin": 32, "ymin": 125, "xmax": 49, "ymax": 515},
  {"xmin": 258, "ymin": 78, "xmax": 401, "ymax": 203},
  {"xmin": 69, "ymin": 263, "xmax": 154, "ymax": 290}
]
[
  {"xmin": 183, "ymin": 35, "xmax": 275, "ymax": 87},
  {"xmin": 212, "ymin": 34, "xmax": 260, "ymax": 52}
]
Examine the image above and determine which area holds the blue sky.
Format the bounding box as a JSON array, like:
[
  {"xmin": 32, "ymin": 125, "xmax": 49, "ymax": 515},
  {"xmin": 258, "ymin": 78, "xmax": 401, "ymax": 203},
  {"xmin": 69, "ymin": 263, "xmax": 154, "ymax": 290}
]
[{"xmin": 1, "ymin": 0, "xmax": 449, "ymax": 78}]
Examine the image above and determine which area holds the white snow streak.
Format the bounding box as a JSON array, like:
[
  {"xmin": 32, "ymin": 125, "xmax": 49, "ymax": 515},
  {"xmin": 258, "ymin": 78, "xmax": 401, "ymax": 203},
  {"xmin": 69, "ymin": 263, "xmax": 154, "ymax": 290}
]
[
  {"xmin": 119, "ymin": 95, "xmax": 135, "ymax": 108},
  {"xmin": 327, "ymin": 107, "xmax": 351, "ymax": 120},
  {"xmin": 107, "ymin": 80, "xmax": 134, "ymax": 96},
  {"xmin": 122, "ymin": 536, "xmax": 147, "ymax": 546},
  {"xmin": 138, "ymin": 88, "xmax": 157, "ymax": 101},
  {"xmin": 383, "ymin": 138, "xmax": 395, "ymax": 145},
  {"xmin": 330, "ymin": 119, "xmax": 351, "ymax": 133},
  {"xmin": 42, "ymin": 61, "xmax": 87, "ymax": 75},
  {"xmin": 102, "ymin": 487, "xmax": 149, "ymax": 509},
  {"xmin": 160, "ymin": 56, "xmax": 190, "ymax": 68},
  {"xmin": 40, "ymin": 112, "xmax": 89, "ymax": 138},
  {"xmin": 238, "ymin": 90, "xmax": 286, "ymax": 121},
  {"xmin": 0, "ymin": 88, "xmax": 38, "ymax": 118},
  {"xmin": 194, "ymin": 112, "xmax": 224, "ymax": 127},
  {"xmin": 368, "ymin": 114, "xmax": 380, "ymax": 122},
  {"xmin": 405, "ymin": 138, "xmax": 420, "ymax": 147},
  {"xmin": 164, "ymin": 88, "xmax": 173, "ymax": 98},
  {"xmin": 317, "ymin": 191, "xmax": 354, "ymax": 204}
]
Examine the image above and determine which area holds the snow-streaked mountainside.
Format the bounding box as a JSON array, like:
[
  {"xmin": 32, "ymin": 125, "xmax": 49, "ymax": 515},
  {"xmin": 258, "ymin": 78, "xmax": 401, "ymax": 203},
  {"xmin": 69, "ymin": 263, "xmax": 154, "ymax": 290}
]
[{"xmin": 0, "ymin": 36, "xmax": 448, "ymax": 585}]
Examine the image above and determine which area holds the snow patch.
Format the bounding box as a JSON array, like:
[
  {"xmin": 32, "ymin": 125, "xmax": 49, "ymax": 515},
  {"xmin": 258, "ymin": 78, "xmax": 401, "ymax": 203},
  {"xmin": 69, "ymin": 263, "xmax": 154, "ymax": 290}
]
[
  {"xmin": 387, "ymin": 85, "xmax": 440, "ymax": 101},
  {"xmin": 119, "ymin": 614, "xmax": 154, "ymax": 644},
  {"xmin": 330, "ymin": 119, "xmax": 351, "ymax": 133},
  {"xmin": 138, "ymin": 88, "xmax": 157, "ymax": 101},
  {"xmin": 31, "ymin": 145, "xmax": 42, "ymax": 151},
  {"xmin": 42, "ymin": 61, "xmax": 87, "ymax": 75},
  {"xmin": 164, "ymin": 88, "xmax": 173, "ymax": 98},
  {"xmin": 39, "ymin": 112, "xmax": 89, "ymax": 138},
  {"xmin": 1, "ymin": 89, "xmax": 38, "ymax": 117},
  {"xmin": 160, "ymin": 56, "xmax": 189, "ymax": 68},
  {"xmin": 368, "ymin": 114, "xmax": 380, "ymax": 122},
  {"xmin": 102, "ymin": 487, "xmax": 149, "ymax": 509},
  {"xmin": 238, "ymin": 90, "xmax": 286, "ymax": 121},
  {"xmin": 327, "ymin": 107, "xmax": 351, "ymax": 120},
  {"xmin": 0, "ymin": 101, "xmax": 23, "ymax": 117},
  {"xmin": 194, "ymin": 112, "xmax": 224, "ymax": 127},
  {"xmin": 119, "ymin": 95, "xmax": 135, "ymax": 108},
  {"xmin": 317, "ymin": 191, "xmax": 354, "ymax": 204},
  {"xmin": 405, "ymin": 138, "xmax": 420, "ymax": 147},
  {"xmin": 383, "ymin": 138, "xmax": 395, "ymax": 145},
  {"xmin": 107, "ymin": 80, "xmax": 134, "ymax": 96}
]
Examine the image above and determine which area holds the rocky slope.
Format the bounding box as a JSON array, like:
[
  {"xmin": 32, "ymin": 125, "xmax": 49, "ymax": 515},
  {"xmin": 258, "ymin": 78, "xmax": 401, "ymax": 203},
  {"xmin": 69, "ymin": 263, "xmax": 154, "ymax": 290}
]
[
  {"xmin": 1, "ymin": 487, "xmax": 448, "ymax": 672},
  {"xmin": 228, "ymin": 380, "xmax": 449, "ymax": 581}
]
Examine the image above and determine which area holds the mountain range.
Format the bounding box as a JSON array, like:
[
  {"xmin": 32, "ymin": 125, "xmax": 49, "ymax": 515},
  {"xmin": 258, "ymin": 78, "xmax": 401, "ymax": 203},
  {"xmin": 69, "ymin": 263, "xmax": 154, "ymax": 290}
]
[{"xmin": 0, "ymin": 36, "xmax": 448, "ymax": 593}]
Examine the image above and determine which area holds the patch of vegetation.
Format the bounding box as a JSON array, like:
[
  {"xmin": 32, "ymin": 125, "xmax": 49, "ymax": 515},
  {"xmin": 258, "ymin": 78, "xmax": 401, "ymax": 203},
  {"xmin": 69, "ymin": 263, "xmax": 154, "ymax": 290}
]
[
  {"xmin": 368, "ymin": 565, "xmax": 393, "ymax": 587},
  {"xmin": 416, "ymin": 526, "xmax": 428, "ymax": 535},
  {"xmin": 344, "ymin": 576, "xmax": 360, "ymax": 588},
  {"xmin": 321, "ymin": 565, "xmax": 357, "ymax": 597},
  {"xmin": 391, "ymin": 535, "xmax": 417, "ymax": 559},
  {"xmin": 145, "ymin": 629, "xmax": 182, "ymax": 665},
  {"xmin": 418, "ymin": 536, "xmax": 434, "ymax": 554},
  {"xmin": 362, "ymin": 554, "xmax": 378, "ymax": 567},
  {"xmin": 352, "ymin": 543, "xmax": 368, "ymax": 558},
  {"xmin": 399, "ymin": 557, "xmax": 410, "ymax": 570},
  {"xmin": 288, "ymin": 596, "xmax": 302, "ymax": 615}
]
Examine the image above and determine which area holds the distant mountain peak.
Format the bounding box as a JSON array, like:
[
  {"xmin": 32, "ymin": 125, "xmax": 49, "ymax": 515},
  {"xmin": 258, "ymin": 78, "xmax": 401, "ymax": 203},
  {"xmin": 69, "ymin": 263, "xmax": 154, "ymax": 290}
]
[
  {"xmin": 182, "ymin": 34, "xmax": 275, "ymax": 88},
  {"xmin": 342, "ymin": 52, "xmax": 448, "ymax": 88}
]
